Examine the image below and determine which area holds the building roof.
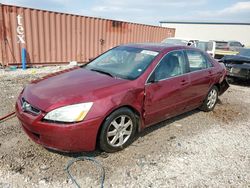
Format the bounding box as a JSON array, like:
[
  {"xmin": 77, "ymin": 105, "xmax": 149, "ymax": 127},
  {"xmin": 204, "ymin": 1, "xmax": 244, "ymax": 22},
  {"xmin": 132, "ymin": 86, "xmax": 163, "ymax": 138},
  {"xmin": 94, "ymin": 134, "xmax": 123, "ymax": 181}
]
[
  {"xmin": 122, "ymin": 43, "xmax": 190, "ymax": 52},
  {"xmin": 159, "ymin": 21, "xmax": 250, "ymax": 26}
]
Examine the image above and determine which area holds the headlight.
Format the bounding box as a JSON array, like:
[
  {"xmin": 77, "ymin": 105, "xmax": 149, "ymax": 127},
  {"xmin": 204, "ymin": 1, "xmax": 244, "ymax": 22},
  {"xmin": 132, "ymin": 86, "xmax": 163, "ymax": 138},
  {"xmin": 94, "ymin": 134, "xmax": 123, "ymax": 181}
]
[{"xmin": 44, "ymin": 102, "xmax": 93, "ymax": 123}]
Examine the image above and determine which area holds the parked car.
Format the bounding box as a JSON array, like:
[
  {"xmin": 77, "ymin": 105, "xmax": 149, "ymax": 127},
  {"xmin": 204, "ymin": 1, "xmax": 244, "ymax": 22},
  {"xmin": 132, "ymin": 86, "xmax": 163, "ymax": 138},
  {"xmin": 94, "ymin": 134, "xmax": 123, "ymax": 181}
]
[
  {"xmin": 215, "ymin": 40, "xmax": 243, "ymax": 51},
  {"xmin": 215, "ymin": 41, "xmax": 229, "ymax": 50},
  {"xmin": 16, "ymin": 43, "xmax": 229, "ymax": 153},
  {"xmin": 220, "ymin": 48, "xmax": 250, "ymax": 81},
  {"xmin": 228, "ymin": 41, "xmax": 244, "ymax": 51},
  {"xmin": 214, "ymin": 40, "xmax": 239, "ymax": 59}
]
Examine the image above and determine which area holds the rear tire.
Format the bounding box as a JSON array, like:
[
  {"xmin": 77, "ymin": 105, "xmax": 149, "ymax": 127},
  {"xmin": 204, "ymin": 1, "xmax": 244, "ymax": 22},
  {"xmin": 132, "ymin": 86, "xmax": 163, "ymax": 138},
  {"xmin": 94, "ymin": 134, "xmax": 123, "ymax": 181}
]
[
  {"xmin": 99, "ymin": 108, "xmax": 137, "ymax": 153},
  {"xmin": 200, "ymin": 86, "xmax": 218, "ymax": 112}
]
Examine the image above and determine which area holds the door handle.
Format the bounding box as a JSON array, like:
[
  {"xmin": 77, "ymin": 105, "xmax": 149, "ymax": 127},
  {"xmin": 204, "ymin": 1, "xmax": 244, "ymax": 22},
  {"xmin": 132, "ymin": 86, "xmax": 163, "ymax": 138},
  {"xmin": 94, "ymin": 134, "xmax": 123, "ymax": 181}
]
[
  {"xmin": 181, "ymin": 79, "xmax": 188, "ymax": 86},
  {"xmin": 206, "ymin": 70, "xmax": 213, "ymax": 78}
]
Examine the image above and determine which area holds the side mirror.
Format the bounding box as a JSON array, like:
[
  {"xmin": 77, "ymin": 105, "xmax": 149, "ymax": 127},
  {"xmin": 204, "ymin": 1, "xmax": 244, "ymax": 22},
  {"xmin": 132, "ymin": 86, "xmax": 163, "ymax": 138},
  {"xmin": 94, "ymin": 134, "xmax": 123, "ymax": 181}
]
[{"xmin": 242, "ymin": 44, "xmax": 245, "ymax": 47}]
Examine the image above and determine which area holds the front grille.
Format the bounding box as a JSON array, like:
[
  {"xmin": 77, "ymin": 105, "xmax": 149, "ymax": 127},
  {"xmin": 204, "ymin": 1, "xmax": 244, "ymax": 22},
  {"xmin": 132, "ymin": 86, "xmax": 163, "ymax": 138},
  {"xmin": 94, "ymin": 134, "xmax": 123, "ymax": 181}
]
[{"xmin": 21, "ymin": 98, "xmax": 41, "ymax": 115}]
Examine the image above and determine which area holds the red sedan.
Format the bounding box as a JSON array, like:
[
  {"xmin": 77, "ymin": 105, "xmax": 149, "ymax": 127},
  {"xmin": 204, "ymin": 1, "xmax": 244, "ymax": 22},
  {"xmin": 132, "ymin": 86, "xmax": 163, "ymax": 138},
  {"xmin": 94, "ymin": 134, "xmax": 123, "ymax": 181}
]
[{"xmin": 16, "ymin": 43, "xmax": 229, "ymax": 153}]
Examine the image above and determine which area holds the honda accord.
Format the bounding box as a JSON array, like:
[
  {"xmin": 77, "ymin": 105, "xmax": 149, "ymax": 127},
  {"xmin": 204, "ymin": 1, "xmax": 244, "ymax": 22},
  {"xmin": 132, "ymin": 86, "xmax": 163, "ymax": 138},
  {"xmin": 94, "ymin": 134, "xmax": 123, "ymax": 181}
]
[{"xmin": 16, "ymin": 43, "xmax": 229, "ymax": 153}]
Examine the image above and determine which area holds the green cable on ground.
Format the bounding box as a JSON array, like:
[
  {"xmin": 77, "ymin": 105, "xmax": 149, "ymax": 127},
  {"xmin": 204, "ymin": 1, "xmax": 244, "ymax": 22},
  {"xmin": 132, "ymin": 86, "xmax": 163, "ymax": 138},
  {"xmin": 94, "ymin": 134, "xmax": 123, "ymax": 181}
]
[{"xmin": 65, "ymin": 156, "xmax": 105, "ymax": 188}]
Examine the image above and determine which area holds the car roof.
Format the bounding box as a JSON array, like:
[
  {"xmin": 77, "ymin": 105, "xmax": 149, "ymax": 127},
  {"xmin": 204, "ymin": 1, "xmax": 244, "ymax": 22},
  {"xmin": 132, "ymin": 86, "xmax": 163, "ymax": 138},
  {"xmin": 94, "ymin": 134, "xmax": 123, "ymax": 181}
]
[
  {"xmin": 121, "ymin": 43, "xmax": 191, "ymax": 52},
  {"xmin": 163, "ymin": 37, "xmax": 198, "ymax": 41}
]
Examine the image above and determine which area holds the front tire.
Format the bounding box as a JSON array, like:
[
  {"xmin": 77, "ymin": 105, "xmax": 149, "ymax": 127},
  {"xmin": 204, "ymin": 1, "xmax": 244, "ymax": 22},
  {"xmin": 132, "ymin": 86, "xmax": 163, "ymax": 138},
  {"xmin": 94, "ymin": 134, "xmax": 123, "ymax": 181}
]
[
  {"xmin": 99, "ymin": 108, "xmax": 137, "ymax": 153},
  {"xmin": 200, "ymin": 86, "xmax": 218, "ymax": 112}
]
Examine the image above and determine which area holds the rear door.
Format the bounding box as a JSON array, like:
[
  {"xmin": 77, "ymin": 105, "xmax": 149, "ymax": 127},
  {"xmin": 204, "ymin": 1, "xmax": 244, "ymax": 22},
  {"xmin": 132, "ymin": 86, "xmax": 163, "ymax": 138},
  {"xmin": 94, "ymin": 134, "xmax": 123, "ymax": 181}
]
[
  {"xmin": 144, "ymin": 50, "xmax": 190, "ymax": 126},
  {"xmin": 184, "ymin": 50, "xmax": 215, "ymax": 109}
]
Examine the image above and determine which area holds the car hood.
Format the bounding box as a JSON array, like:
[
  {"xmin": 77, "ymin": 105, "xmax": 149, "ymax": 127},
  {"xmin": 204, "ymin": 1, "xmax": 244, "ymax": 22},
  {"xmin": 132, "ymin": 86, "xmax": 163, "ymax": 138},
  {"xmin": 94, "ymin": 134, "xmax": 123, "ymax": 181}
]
[
  {"xmin": 22, "ymin": 67, "xmax": 129, "ymax": 112},
  {"xmin": 226, "ymin": 63, "xmax": 250, "ymax": 69},
  {"xmin": 221, "ymin": 55, "xmax": 250, "ymax": 64}
]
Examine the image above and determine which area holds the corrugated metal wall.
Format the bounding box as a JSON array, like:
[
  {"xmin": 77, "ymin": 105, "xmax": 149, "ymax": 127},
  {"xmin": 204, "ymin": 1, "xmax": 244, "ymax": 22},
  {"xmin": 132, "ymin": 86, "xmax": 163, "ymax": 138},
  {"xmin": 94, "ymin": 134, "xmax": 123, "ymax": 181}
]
[{"xmin": 0, "ymin": 4, "xmax": 175, "ymax": 66}]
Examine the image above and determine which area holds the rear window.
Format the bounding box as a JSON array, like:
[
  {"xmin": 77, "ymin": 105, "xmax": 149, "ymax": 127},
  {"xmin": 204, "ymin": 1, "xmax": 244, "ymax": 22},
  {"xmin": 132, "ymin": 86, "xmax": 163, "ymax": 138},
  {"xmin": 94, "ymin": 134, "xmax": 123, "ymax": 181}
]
[{"xmin": 216, "ymin": 41, "xmax": 228, "ymax": 48}]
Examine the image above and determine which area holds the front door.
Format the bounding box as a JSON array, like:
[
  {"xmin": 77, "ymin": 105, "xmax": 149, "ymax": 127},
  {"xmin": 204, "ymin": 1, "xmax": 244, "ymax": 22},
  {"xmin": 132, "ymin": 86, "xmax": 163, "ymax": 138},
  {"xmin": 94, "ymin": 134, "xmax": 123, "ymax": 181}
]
[{"xmin": 144, "ymin": 50, "xmax": 190, "ymax": 126}]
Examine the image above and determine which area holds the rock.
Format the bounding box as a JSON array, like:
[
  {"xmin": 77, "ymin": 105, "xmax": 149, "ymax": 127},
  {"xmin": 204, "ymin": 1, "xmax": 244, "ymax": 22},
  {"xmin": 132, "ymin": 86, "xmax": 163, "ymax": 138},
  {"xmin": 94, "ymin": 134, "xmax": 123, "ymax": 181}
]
[
  {"xmin": 39, "ymin": 177, "xmax": 50, "ymax": 184},
  {"xmin": 126, "ymin": 170, "xmax": 131, "ymax": 177},
  {"xmin": 174, "ymin": 123, "xmax": 182, "ymax": 127},
  {"xmin": 24, "ymin": 176, "xmax": 32, "ymax": 182},
  {"xmin": 39, "ymin": 179, "xmax": 46, "ymax": 184},
  {"xmin": 169, "ymin": 136, "xmax": 176, "ymax": 140},
  {"xmin": 13, "ymin": 166, "xmax": 25, "ymax": 174},
  {"xmin": 40, "ymin": 164, "xmax": 50, "ymax": 171}
]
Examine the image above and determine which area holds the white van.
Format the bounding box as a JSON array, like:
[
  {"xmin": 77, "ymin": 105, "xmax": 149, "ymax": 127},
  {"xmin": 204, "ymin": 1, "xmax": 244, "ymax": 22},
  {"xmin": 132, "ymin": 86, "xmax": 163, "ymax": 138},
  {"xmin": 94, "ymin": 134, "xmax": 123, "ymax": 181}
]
[{"xmin": 196, "ymin": 40, "xmax": 216, "ymax": 58}]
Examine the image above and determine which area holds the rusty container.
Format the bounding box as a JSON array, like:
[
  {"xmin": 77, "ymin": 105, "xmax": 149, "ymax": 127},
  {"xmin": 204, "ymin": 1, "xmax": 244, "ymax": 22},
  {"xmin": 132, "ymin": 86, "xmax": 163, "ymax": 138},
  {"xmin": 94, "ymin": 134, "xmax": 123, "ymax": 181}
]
[{"xmin": 0, "ymin": 4, "xmax": 175, "ymax": 66}]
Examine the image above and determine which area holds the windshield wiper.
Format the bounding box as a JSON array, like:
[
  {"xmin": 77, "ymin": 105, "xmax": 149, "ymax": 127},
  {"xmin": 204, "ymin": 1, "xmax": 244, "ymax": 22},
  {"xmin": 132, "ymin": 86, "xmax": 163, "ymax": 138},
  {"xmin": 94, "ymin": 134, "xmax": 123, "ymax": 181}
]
[{"xmin": 90, "ymin": 68, "xmax": 114, "ymax": 78}]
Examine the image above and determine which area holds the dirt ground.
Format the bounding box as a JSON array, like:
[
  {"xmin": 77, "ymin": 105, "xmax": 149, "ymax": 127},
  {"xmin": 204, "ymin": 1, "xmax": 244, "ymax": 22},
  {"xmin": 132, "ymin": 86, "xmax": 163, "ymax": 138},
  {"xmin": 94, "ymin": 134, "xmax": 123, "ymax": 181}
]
[{"xmin": 0, "ymin": 66, "xmax": 250, "ymax": 188}]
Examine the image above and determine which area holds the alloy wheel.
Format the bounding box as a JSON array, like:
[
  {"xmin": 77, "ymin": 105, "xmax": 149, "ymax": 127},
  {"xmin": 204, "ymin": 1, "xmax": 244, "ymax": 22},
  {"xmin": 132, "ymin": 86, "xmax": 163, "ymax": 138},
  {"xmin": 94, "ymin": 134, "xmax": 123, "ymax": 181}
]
[
  {"xmin": 106, "ymin": 115, "xmax": 133, "ymax": 147},
  {"xmin": 207, "ymin": 89, "xmax": 218, "ymax": 109}
]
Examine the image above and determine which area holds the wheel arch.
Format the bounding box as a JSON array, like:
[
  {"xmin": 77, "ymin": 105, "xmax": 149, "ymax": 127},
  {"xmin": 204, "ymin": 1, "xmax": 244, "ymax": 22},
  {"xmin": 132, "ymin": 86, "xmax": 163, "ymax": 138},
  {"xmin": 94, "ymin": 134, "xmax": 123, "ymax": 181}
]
[{"xmin": 214, "ymin": 83, "xmax": 220, "ymax": 92}]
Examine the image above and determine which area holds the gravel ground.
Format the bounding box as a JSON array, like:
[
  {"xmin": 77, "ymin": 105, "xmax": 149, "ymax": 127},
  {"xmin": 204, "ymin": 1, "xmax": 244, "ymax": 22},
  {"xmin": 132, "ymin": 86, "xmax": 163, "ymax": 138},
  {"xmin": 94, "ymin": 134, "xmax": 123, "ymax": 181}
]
[{"xmin": 0, "ymin": 66, "xmax": 250, "ymax": 188}]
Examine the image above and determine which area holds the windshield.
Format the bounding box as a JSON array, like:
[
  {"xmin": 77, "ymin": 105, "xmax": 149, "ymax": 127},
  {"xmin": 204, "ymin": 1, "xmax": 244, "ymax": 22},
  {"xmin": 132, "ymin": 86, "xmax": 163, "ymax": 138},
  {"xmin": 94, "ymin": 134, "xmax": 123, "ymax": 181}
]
[
  {"xmin": 85, "ymin": 46, "xmax": 159, "ymax": 80},
  {"xmin": 238, "ymin": 49, "xmax": 250, "ymax": 57}
]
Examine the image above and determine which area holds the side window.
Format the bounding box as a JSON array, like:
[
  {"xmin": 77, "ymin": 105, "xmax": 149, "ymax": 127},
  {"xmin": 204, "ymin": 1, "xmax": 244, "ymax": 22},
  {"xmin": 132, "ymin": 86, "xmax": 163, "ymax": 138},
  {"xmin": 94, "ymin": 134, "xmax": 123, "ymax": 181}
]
[
  {"xmin": 186, "ymin": 50, "xmax": 210, "ymax": 72},
  {"xmin": 154, "ymin": 51, "xmax": 187, "ymax": 81},
  {"xmin": 230, "ymin": 42, "xmax": 242, "ymax": 47}
]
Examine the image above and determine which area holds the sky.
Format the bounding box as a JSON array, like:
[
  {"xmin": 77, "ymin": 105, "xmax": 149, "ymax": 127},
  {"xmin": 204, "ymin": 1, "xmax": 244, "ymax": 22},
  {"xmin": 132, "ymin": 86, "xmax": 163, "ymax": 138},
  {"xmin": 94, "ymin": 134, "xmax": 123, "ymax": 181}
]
[{"xmin": 1, "ymin": 0, "xmax": 250, "ymax": 25}]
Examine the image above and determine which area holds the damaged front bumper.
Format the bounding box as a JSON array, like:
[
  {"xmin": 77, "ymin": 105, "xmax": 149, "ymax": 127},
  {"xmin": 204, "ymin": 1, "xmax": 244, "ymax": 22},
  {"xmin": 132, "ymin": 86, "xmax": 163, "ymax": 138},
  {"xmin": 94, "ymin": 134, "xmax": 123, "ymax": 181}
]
[{"xmin": 15, "ymin": 97, "xmax": 102, "ymax": 152}]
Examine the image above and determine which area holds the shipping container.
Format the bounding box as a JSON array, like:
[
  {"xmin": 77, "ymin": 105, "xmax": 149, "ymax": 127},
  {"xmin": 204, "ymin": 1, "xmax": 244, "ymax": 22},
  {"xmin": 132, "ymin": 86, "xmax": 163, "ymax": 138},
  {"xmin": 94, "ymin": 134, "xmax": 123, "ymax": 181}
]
[{"xmin": 0, "ymin": 4, "xmax": 175, "ymax": 67}]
